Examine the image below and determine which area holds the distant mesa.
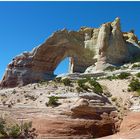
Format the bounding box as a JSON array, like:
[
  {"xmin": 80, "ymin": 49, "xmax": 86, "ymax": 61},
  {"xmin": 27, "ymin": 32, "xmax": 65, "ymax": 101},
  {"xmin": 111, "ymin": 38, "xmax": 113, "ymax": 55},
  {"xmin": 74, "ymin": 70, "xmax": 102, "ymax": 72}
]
[{"xmin": 1, "ymin": 17, "xmax": 140, "ymax": 87}]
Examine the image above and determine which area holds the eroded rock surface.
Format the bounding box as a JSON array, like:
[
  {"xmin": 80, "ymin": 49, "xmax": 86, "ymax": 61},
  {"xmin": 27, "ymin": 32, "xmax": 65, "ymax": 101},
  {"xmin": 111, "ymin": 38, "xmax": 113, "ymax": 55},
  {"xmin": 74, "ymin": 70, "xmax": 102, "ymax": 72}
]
[
  {"xmin": 1, "ymin": 17, "xmax": 140, "ymax": 87},
  {"xmin": 71, "ymin": 94, "xmax": 116, "ymax": 119},
  {"xmin": 102, "ymin": 112, "xmax": 140, "ymax": 139},
  {"xmin": 0, "ymin": 81, "xmax": 118, "ymax": 138}
]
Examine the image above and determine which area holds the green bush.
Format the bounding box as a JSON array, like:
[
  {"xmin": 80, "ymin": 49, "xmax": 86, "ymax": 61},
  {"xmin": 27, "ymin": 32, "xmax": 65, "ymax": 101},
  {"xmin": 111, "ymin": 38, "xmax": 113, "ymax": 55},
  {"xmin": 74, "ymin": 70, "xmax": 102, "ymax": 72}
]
[
  {"xmin": 117, "ymin": 72, "xmax": 131, "ymax": 79},
  {"xmin": 111, "ymin": 97, "xmax": 117, "ymax": 102},
  {"xmin": 81, "ymin": 84, "xmax": 89, "ymax": 91},
  {"xmin": 77, "ymin": 78, "xmax": 88, "ymax": 88},
  {"xmin": 132, "ymin": 64, "xmax": 140, "ymax": 68},
  {"xmin": 17, "ymin": 99, "xmax": 20, "ymax": 103},
  {"xmin": 24, "ymin": 95, "xmax": 37, "ymax": 101},
  {"xmin": 131, "ymin": 56, "xmax": 140, "ymax": 63},
  {"xmin": 106, "ymin": 74, "xmax": 118, "ymax": 81},
  {"xmin": 102, "ymin": 85, "xmax": 112, "ymax": 97},
  {"xmin": 128, "ymin": 78, "xmax": 140, "ymax": 91},
  {"xmin": 89, "ymin": 79, "xmax": 103, "ymax": 93},
  {"xmin": 104, "ymin": 66, "xmax": 120, "ymax": 71},
  {"xmin": 61, "ymin": 78, "xmax": 71, "ymax": 86},
  {"xmin": 12, "ymin": 89, "xmax": 16, "ymax": 94},
  {"xmin": 8, "ymin": 124, "xmax": 21, "ymax": 138},
  {"xmin": 76, "ymin": 87, "xmax": 83, "ymax": 93},
  {"xmin": 39, "ymin": 80, "xmax": 48, "ymax": 85},
  {"xmin": 0, "ymin": 118, "xmax": 37, "ymax": 139},
  {"xmin": 106, "ymin": 72, "xmax": 131, "ymax": 80},
  {"xmin": 136, "ymin": 72, "xmax": 140, "ymax": 78},
  {"xmin": 47, "ymin": 96, "xmax": 59, "ymax": 107},
  {"xmin": 136, "ymin": 89, "xmax": 140, "ymax": 96},
  {"xmin": 77, "ymin": 78, "xmax": 91, "ymax": 91},
  {"xmin": 77, "ymin": 78, "xmax": 103, "ymax": 94},
  {"xmin": 54, "ymin": 77, "xmax": 61, "ymax": 83}
]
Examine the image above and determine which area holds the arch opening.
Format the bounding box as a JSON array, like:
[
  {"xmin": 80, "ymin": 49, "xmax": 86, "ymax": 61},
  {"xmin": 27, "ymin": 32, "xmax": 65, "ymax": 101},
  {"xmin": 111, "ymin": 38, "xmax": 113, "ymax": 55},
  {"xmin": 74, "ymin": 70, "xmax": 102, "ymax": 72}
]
[{"xmin": 54, "ymin": 57, "xmax": 71, "ymax": 76}]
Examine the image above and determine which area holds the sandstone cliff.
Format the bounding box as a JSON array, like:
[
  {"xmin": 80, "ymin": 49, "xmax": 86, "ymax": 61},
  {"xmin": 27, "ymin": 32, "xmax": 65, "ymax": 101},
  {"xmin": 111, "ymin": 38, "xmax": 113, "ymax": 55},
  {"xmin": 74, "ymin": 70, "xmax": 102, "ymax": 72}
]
[{"xmin": 1, "ymin": 17, "xmax": 140, "ymax": 87}]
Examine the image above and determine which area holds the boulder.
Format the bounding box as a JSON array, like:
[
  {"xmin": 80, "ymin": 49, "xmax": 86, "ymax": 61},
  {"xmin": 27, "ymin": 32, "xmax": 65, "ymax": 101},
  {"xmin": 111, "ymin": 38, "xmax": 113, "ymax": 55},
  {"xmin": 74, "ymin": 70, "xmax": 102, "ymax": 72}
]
[{"xmin": 70, "ymin": 93, "xmax": 116, "ymax": 119}]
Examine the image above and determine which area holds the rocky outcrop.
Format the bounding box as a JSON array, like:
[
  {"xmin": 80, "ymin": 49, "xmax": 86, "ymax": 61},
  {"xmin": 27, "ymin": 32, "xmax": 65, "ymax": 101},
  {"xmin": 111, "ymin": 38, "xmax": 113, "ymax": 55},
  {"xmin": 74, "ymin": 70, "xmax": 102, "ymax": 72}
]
[
  {"xmin": 96, "ymin": 18, "xmax": 128, "ymax": 70},
  {"xmin": 70, "ymin": 94, "xmax": 116, "ymax": 119},
  {"xmin": 102, "ymin": 112, "xmax": 140, "ymax": 139},
  {"xmin": 32, "ymin": 115, "xmax": 117, "ymax": 139},
  {"xmin": 96, "ymin": 17, "xmax": 140, "ymax": 70},
  {"xmin": 0, "ymin": 88, "xmax": 119, "ymax": 138},
  {"xmin": 1, "ymin": 17, "xmax": 140, "ymax": 87}
]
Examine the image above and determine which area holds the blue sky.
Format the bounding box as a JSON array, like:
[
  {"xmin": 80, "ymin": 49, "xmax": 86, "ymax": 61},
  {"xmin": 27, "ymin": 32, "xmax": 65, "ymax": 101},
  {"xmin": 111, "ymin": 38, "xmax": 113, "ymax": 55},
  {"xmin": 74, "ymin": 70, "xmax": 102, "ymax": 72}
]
[{"xmin": 0, "ymin": 1, "xmax": 140, "ymax": 79}]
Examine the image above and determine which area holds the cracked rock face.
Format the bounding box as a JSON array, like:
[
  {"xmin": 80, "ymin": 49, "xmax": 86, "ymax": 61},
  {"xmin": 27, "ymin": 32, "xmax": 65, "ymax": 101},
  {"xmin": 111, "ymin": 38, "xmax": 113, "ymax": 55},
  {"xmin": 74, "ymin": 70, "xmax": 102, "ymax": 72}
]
[{"xmin": 1, "ymin": 17, "xmax": 140, "ymax": 87}]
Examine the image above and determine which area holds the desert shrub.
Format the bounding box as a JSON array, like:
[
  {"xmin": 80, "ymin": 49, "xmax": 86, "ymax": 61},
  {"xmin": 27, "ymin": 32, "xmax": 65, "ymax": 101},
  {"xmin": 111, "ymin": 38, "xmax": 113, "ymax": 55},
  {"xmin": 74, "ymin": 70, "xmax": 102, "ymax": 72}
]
[
  {"xmin": 69, "ymin": 88, "xmax": 74, "ymax": 92},
  {"xmin": 131, "ymin": 56, "xmax": 140, "ymax": 63},
  {"xmin": 37, "ymin": 83, "xmax": 40, "ymax": 87},
  {"xmin": 61, "ymin": 78, "xmax": 71, "ymax": 86},
  {"xmin": 121, "ymin": 65, "xmax": 129, "ymax": 70},
  {"xmin": 12, "ymin": 89, "xmax": 16, "ymax": 94},
  {"xmin": 136, "ymin": 72, "xmax": 140, "ymax": 78},
  {"xmin": 39, "ymin": 80, "xmax": 48, "ymax": 85},
  {"xmin": 106, "ymin": 74, "xmax": 118, "ymax": 81},
  {"xmin": 117, "ymin": 72, "xmax": 131, "ymax": 79},
  {"xmin": 24, "ymin": 95, "xmax": 37, "ymax": 101},
  {"xmin": 47, "ymin": 96, "xmax": 59, "ymax": 107},
  {"xmin": 54, "ymin": 77, "xmax": 62, "ymax": 83},
  {"xmin": 128, "ymin": 78, "xmax": 140, "ymax": 92},
  {"xmin": 115, "ymin": 102, "xmax": 121, "ymax": 108},
  {"xmin": 8, "ymin": 104, "xmax": 12, "ymax": 108},
  {"xmin": 102, "ymin": 86, "xmax": 112, "ymax": 97},
  {"xmin": 89, "ymin": 79, "xmax": 103, "ymax": 94},
  {"xmin": 104, "ymin": 91, "xmax": 112, "ymax": 97},
  {"xmin": 0, "ymin": 118, "xmax": 37, "ymax": 139},
  {"xmin": 104, "ymin": 66, "xmax": 120, "ymax": 71},
  {"xmin": 81, "ymin": 84, "xmax": 89, "ymax": 91},
  {"xmin": 132, "ymin": 64, "xmax": 140, "ymax": 69},
  {"xmin": 76, "ymin": 87, "xmax": 83, "ymax": 93},
  {"xmin": 136, "ymin": 89, "xmax": 140, "ymax": 96},
  {"xmin": 111, "ymin": 97, "xmax": 117, "ymax": 102},
  {"xmin": 17, "ymin": 99, "xmax": 20, "ymax": 103},
  {"xmin": 1, "ymin": 94, "xmax": 6, "ymax": 97},
  {"xmin": 77, "ymin": 78, "xmax": 89, "ymax": 91},
  {"xmin": 0, "ymin": 118, "xmax": 6, "ymax": 137},
  {"xmin": 77, "ymin": 78, "xmax": 103, "ymax": 93},
  {"xmin": 127, "ymin": 88, "xmax": 131, "ymax": 92},
  {"xmin": 77, "ymin": 78, "xmax": 88, "ymax": 88}
]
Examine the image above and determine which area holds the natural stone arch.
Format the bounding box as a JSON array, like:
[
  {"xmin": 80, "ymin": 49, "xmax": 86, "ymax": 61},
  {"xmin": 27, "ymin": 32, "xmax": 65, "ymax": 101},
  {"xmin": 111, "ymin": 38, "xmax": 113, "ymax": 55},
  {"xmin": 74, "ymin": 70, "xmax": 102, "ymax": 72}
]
[
  {"xmin": 1, "ymin": 29, "xmax": 95, "ymax": 87},
  {"xmin": 32, "ymin": 29, "xmax": 95, "ymax": 73},
  {"xmin": 2, "ymin": 17, "xmax": 140, "ymax": 88}
]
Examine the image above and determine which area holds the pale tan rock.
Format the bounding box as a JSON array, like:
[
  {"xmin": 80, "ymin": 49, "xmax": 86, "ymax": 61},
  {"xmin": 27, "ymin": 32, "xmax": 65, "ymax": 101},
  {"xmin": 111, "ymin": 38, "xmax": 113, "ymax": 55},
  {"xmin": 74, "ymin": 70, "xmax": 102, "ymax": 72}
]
[{"xmin": 96, "ymin": 17, "xmax": 130, "ymax": 70}]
